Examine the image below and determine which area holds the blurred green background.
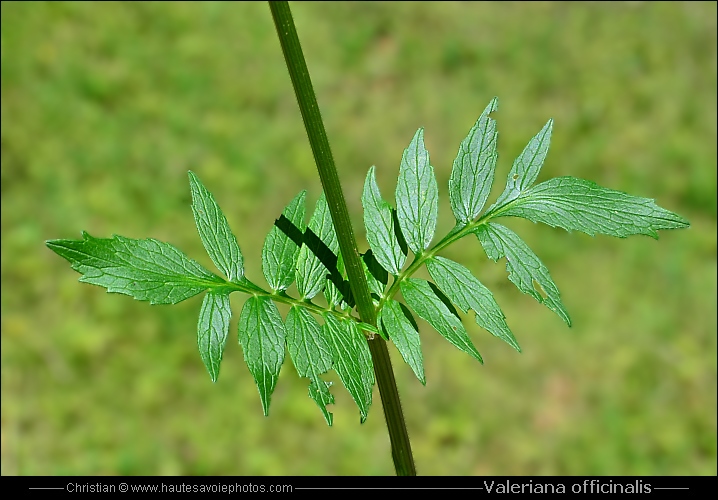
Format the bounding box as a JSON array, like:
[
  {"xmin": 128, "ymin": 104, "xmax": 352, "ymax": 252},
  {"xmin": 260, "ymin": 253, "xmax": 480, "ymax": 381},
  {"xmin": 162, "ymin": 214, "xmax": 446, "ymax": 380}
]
[{"xmin": 1, "ymin": 1, "xmax": 716, "ymax": 476}]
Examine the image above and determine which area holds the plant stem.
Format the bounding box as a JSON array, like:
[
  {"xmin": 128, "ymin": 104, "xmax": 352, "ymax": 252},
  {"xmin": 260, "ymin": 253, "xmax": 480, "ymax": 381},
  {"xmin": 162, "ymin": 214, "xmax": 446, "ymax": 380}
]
[{"xmin": 268, "ymin": 1, "xmax": 416, "ymax": 476}]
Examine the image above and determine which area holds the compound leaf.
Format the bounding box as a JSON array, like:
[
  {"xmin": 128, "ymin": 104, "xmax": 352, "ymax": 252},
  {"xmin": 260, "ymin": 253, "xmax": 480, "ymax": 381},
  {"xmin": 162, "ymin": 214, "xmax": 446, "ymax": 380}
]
[
  {"xmin": 400, "ymin": 278, "xmax": 483, "ymax": 363},
  {"xmin": 46, "ymin": 232, "xmax": 223, "ymax": 305},
  {"xmin": 474, "ymin": 222, "xmax": 570, "ymax": 325},
  {"xmin": 197, "ymin": 291, "xmax": 232, "ymax": 382},
  {"xmin": 500, "ymin": 176, "xmax": 690, "ymax": 238},
  {"xmin": 188, "ymin": 171, "xmax": 244, "ymax": 282},
  {"xmin": 296, "ymin": 193, "xmax": 339, "ymax": 299},
  {"xmin": 262, "ymin": 190, "xmax": 306, "ymax": 291},
  {"xmin": 362, "ymin": 166, "xmax": 406, "ymax": 275},
  {"xmin": 491, "ymin": 119, "xmax": 552, "ymax": 210},
  {"xmin": 449, "ymin": 97, "xmax": 499, "ymax": 224},
  {"xmin": 426, "ymin": 256, "xmax": 520, "ymax": 352},
  {"xmin": 322, "ymin": 313, "xmax": 374, "ymax": 422},
  {"xmin": 395, "ymin": 128, "xmax": 439, "ymax": 254},
  {"xmin": 238, "ymin": 296, "xmax": 286, "ymax": 416},
  {"xmin": 381, "ymin": 300, "xmax": 425, "ymax": 384}
]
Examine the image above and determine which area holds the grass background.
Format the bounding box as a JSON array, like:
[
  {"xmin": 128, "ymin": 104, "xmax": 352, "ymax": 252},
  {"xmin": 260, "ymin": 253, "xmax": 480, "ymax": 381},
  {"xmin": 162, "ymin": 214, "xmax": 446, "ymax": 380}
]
[{"xmin": 1, "ymin": 1, "xmax": 715, "ymax": 475}]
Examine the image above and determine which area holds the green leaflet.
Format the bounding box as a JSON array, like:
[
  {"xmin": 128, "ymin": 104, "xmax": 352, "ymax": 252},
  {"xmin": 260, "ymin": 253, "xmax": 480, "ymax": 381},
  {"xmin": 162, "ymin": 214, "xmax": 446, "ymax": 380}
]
[
  {"xmin": 46, "ymin": 232, "xmax": 223, "ymax": 305},
  {"xmin": 474, "ymin": 222, "xmax": 571, "ymax": 325},
  {"xmin": 238, "ymin": 296, "xmax": 286, "ymax": 416},
  {"xmin": 491, "ymin": 119, "xmax": 553, "ymax": 210},
  {"xmin": 296, "ymin": 193, "xmax": 339, "ymax": 299},
  {"xmin": 426, "ymin": 256, "xmax": 520, "ymax": 352},
  {"xmin": 449, "ymin": 97, "xmax": 499, "ymax": 225},
  {"xmin": 285, "ymin": 306, "xmax": 334, "ymax": 425},
  {"xmin": 380, "ymin": 300, "xmax": 425, "ymax": 384},
  {"xmin": 197, "ymin": 291, "xmax": 232, "ymax": 382},
  {"xmin": 395, "ymin": 128, "xmax": 439, "ymax": 254},
  {"xmin": 188, "ymin": 171, "xmax": 244, "ymax": 283},
  {"xmin": 322, "ymin": 313, "xmax": 374, "ymax": 422},
  {"xmin": 362, "ymin": 166, "xmax": 406, "ymax": 275},
  {"xmin": 262, "ymin": 191, "xmax": 306, "ymax": 291},
  {"xmin": 499, "ymin": 176, "xmax": 690, "ymax": 238},
  {"xmin": 400, "ymin": 278, "xmax": 483, "ymax": 363}
]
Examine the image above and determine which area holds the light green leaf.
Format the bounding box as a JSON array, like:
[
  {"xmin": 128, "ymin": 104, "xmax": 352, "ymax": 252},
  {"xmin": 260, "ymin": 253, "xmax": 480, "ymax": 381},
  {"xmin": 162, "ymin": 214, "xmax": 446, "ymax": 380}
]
[
  {"xmin": 474, "ymin": 222, "xmax": 571, "ymax": 325},
  {"xmin": 449, "ymin": 97, "xmax": 499, "ymax": 224},
  {"xmin": 188, "ymin": 171, "xmax": 244, "ymax": 282},
  {"xmin": 395, "ymin": 128, "xmax": 439, "ymax": 254},
  {"xmin": 491, "ymin": 119, "xmax": 553, "ymax": 210},
  {"xmin": 296, "ymin": 193, "xmax": 339, "ymax": 299},
  {"xmin": 238, "ymin": 296, "xmax": 286, "ymax": 416},
  {"xmin": 362, "ymin": 166, "xmax": 406, "ymax": 275},
  {"xmin": 499, "ymin": 176, "xmax": 690, "ymax": 238},
  {"xmin": 285, "ymin": 306, "xmax": 334, "ymax": 425},
  {"xmin": 400, "ymin": 278, "xmax": 483, "ymax": 363},
  {"xmin": 381, "ymin": 299, "xmax": 425, "ymax": 384},
  {"xmin": 46, "ymin": 232, "xmax": 223, "ymax": 305},
  {"xmin": 262, "ymin": 190, "xmax": 306, "ymax": 291},
  {"xmin": 426, "ymin": 256, "xmax": 520, "ymax": 352},
  {"xmin": 308, "ymin": 378, "xmax": 335, "ymax": 426},
  {"xmin": 197, "ymin": 291, "xmax": 232, "ymax": 382},
  {"xmin": 322, "ymin": 313, "xmax": 374, "ymax": 422}
]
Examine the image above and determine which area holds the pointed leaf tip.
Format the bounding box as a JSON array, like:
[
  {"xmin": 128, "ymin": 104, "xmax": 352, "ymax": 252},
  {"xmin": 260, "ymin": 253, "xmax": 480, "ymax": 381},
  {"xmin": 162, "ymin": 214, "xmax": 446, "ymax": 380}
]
[
  {"xmin": 396, "ymin": 127, "xmax": 439, "ymax": 254},
  {"xmin": 449, "ymin": 97, "xmax": 500, "ymax": 224},
  {"xmin": 188, "ymin": 171, "xmax": 244, "ymax": 283}
]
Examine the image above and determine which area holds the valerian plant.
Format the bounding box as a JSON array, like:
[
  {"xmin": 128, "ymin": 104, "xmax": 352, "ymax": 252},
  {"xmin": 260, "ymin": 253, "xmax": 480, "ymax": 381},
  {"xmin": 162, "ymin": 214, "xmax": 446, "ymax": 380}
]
[
  {"xmin": 46, "ymin": 96, "xmax": 689, "ymax": 424},
  {"xmin": 46, "ymin": 2, "xmax": 689, "ymax": 477}
]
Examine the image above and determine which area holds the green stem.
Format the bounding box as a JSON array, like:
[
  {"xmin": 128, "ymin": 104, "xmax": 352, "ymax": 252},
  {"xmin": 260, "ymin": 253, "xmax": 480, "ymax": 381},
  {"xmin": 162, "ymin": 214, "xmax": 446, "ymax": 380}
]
[{"xmin": 268, "ymin": 1, "xmax": 416, "ymax": 476}]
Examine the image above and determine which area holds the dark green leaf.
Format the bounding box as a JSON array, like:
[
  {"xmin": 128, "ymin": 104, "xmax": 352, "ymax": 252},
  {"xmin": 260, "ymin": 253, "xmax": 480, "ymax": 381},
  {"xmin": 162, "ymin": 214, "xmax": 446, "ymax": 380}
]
[
  {"xmin": 197, "ymin": 291, "xmax": 232, "ymax": 382},
  {"xmin": 491, "ymin": 119, "xmax": 553, "ymax": 210},
  {"xmin": 296, "ymin": 193, "xmax": 339, "ymax": 299},
  {"xmin": 238, "ymin": 296, "xmax": 286, "ymax": 416},
  {"xmin": 474, "ymin": 222, "xmax": 570, "ymax": 325},
  {"xmin": 188, "ymin": 171, "xmax": 244, "ymax": 282},
  {"xmin": 362, "ymin": 166, "xmax": 405, "ymax": 275},
  {"xmin": 500, "ymin": 176, "xmax": 690, "ymax": 238},
  {"xmin": 322, "ymin": 313, "xmax": 374, "ymax": 422},
  {"xmin": 426, "ymin": 256, "xmax": 519, "ymax": 352},
  {"xmin": 400, "ymin": 278, "xmax": 483, "ymax": 363},
  {"xmin": 449, "ymin": 97, "xmax": 499, "ymax": 224},
  {"xmin": 262, "ymin": 191, "xmax": 306, "ymax": 291},
  {"xmin": 395, "ymin": 128, "xmax": 439, "ymax": 254},
  {"xmin": 46, "ymin": 232, "xmax": 222, "ymax": 305},
  {"xmin": 381, "ymin": 300, "xmax": 425, "ymax": 384}
]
